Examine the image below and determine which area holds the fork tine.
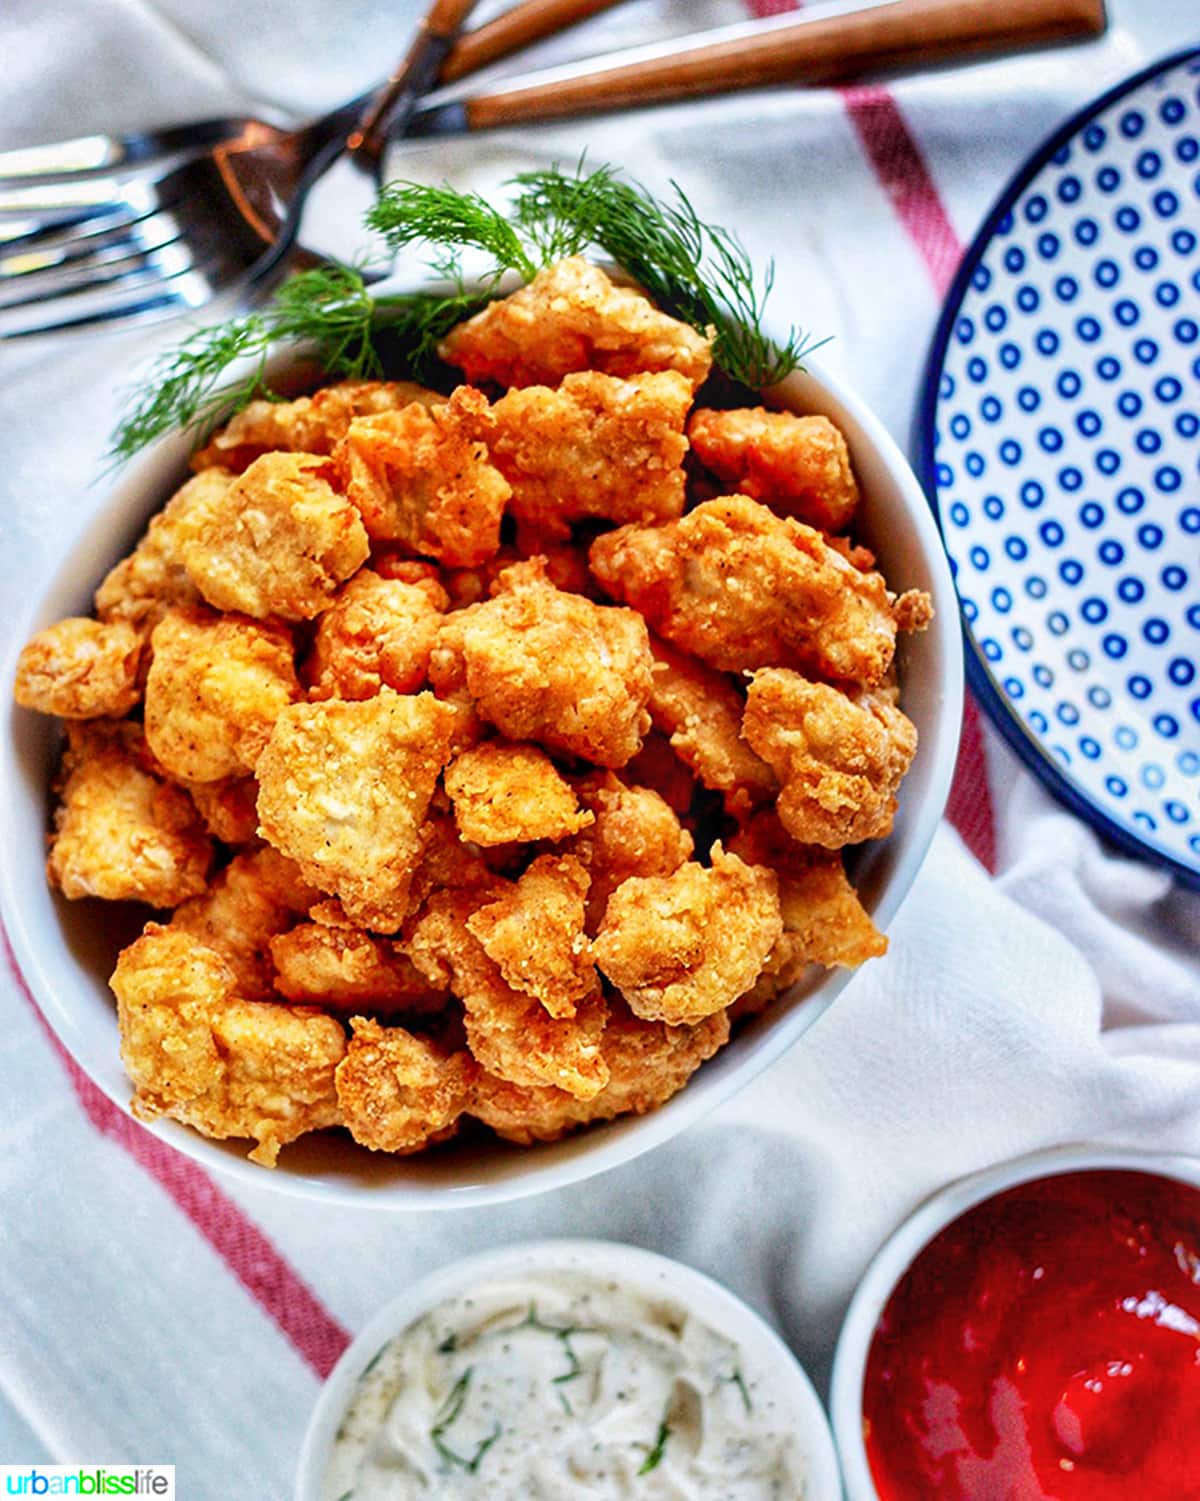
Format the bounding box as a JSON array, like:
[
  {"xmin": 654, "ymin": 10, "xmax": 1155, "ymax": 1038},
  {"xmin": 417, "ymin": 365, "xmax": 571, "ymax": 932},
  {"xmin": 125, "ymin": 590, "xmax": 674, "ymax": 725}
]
[
  {"xmin": 0, "ymin": 119, "xmax": 256, "ymax": 183},
  {"xmin": 0, "ymin": 240, "xmax": 198, "ymax": 311},
  {"xmin": 0, "ymin": 175, "xmax": 163, "ymax": 220},
  {"xmin": 0, "ymin": 210, "xmax": 187, "ymax": 279},
  {"xmin": 0, "ymin": 277, "xmax": 212, "ymax": 339}
]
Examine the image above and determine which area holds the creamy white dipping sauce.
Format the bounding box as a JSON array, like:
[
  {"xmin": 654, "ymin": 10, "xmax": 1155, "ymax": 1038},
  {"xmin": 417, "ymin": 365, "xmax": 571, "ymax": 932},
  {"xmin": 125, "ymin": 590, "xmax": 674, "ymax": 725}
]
[{"xmin": 324, "ymin": 1270, "xmax": 806, "ymax": 1500}]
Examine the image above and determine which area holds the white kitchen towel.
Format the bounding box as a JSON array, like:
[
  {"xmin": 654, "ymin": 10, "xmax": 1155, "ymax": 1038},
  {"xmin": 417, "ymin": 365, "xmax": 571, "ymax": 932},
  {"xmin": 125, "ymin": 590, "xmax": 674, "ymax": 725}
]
[{"xmin": 1, "ymin": 3, "xmax": 1198, "ymax": 1497}]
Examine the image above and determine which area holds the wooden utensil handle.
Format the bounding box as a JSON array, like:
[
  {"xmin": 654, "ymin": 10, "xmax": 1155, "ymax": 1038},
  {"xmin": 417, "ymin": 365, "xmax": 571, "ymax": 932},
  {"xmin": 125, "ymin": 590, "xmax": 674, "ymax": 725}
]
[
  {"xmin": 441, "ymin": 0, "xmax": 627, "ymax": 83},
  {"xmin": 457, "ymin": 0, "xmax": 1108, "ymax": 130}
]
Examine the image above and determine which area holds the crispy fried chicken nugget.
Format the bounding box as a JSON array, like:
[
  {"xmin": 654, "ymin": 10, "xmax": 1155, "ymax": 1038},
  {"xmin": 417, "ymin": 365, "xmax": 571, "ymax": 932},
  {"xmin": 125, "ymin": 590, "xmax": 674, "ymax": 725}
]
[
  {"xmin": 336, "ymin": 1018, "xmax": 477, "ymax": 1154},
  {"xmin": 192, "ymin": 379, "xmax": 443, "ymax": 471},
  {"xmin": 405, "ymin": 888, "xmax": 610, "ymax": 1099},
  {"xmin": 407, "ymin": 811, "xmax": 496, "ymax": 908},
  {"xmin": 569, "ymin": 773, "xmax": 694, "ymax": 932},
  {"xmin": 590, "ymin": 494, "xmax": 918, "ymax": 688},
  {"xmin": 94, "ymin": 469, "xmax": 228, "ymax": 632},
  {"xmin": 742, "ymin": 668, "xmax": 918, "ymax": 848},
  {"xmin": 727, "ymin": 810, "xmax": 886, "ymax": 1013},
  {"xmin": 467, "ymin": 855, "xmax": 597, "ymax": 1019},
  {"xmin": 15, "ymin": 617, "xmax": 142, "ymax": 719},
  {"xmin": 255, "ymin": 688, "xmax": 456, "ymax": 932},
  {"xmin": 170, "ymin": 846, "xmax": 319, "ymax": 1000},
  {"xmin": 592, "ymin": 845, "xmax": 781, "ymax": 1026},
  {"xmin": 443, "ymin": 741, "xmax": 593, "ymax": 846},
  {"xmin": 112, "ymin": 925, "xmax": 344, "ymax": 1166},
  {"xmin": 439, "ymin": 257, "xmax": 713, "ymax": 390},
  {"xmin": 646, "ymin": 636, "xmax": 777, "ymax": 812},
  {"xmin": 443, "ymin": 559, "xmax": 654, "ymax": 767},
  {"xmin": 270, "ymin": 906, "xmax": 448, "ymax": 1014},
  {"xmin": 185, "ymin": 776, "xmax": 260, "ymax": 845},
  {"xmin": 305, "ymin": 570, "xmax": 445, "ymax": 700},
  {"xmin": 336, "ymin": 387, "xmax": 511, "ymax": 568},
  {"xmin": 144, "ymin": 606, "xmax": 299, "ymax": 784},
  {"xmin": 469, "ymin": 1005, "xmax": 729, "ymax": 1145},
  {"xmin": 490, "ymin": 370, "xmax": 691, "ymax": 539},
  {"xmin": 178, "ymin": 452, "xmax": 369, "ymax": 621},
  {"xmin": 688, "ymin": 407, "xmax": 860, "ymax": 533},
  {"xmin": 48, "ymin": 721, "xmax": 211, "ymax": 905}
]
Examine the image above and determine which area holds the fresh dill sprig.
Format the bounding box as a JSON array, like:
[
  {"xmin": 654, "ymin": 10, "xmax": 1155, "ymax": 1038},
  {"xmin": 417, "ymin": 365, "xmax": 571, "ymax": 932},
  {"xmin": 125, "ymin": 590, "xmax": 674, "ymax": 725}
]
[
  {"xmin": 430, "ymin": 1367, "xmax": 501, "ymax": 1476},
  {"xmin": 719, "ymin": 1368, "xmax": 753, "ymax": 1415},
  {"xmin": 638, "ymin": 1414, "xmax": 672, "ymax": 1476},
  {"xmin": 367, "ymin": 182, "xmax": 535, "ymax": 284}
]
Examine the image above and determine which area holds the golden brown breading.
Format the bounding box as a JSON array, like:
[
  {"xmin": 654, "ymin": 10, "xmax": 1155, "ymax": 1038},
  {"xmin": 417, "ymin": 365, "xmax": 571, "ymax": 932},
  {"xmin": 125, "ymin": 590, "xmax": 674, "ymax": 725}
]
[
  {"xmin": 591, "ymin": 845, "xmax": 781, "ymax": 1025},
  {"xmin": 184, "ymin": 776, "xmax": 260, "ymax": 845},
  {"xmin": 469, "ymin": 1005, "xmax": 729, "ymax": 1145},
  {"xmin": 255, "ymin": 688, "xmax": 457, "ymax": 932},
  {"xmin": 48, "ymin": 721, "xmax": 211, "ymax": 906},
  {"xmin": 94, "ymin": 469, "xmax": 228, "ymax": 632},
  {"xmin": 335, "ymin": 387, "xmax": 511, "ymax": 568},
  {"xmin": 143, "ymin": 607, "xmax": 299, "ymax": 784},
  {"xmin": 439, "ymin": 257, "xmax": 713, "ymax": 390},
  {"xmin": 589, "ymin": 494, "xmax": 909, "ymax": 688},
  {"xmin": 304, "ymin": 570, "xmax": 445, "ymax": 701},
  {"xmin": 191, "ymin": 379, "xmax": 443, "ymax": 471},
  {"xmin": 177, "ymin": 452, "xmax": 369, "ymax": 621},
  {"xmin": 467, "ymin": 854, "xmax": 597, "ymax": 1019},
  {"xmin": 15, "ymin": 617, "xmax": 142, "ymax": 720},
  {"xmin": 270, "ymin": 909, "xmax": 448, "ymax": 1014},
  {"xmin": 112, "ymin": 924, "xmax": 344, "ymax": 1166},
  {"xmin": 742, "ymin": 668, "xmax": 918, "ymax": 848},
  {"xmin": 443, "ymin": 741, "xmax": 594, "ymax": 846},
  {"xmin": 405, "ymin": 887, "xmax": 610, "ymax": 1099},
  {"xmin": 568, "ymin": 772, "xmax": 694, "ymax": 932},
  {"xmin": 688, "ymin": 407, "xmax": 860, "ymax": 533},
  {"xmin": 336, "ymin": 1018, "xmax": 477, "ymax": 1154},
  {"xmin": 407, "ymin": 811, "xmax": 496, "ymax": 908},
  {"xmin": 645, "ymin": 636, "xmax": 777, "ymax": 812},
  {"xmin": 490, "ymin": 370, "xmax": 691, "ymax": 539},
  {"xmin": 169, "ymin": 846, "xmax": 318, "ymax": 1000},
  {"xmin": 435, "ymin": 559, "xmax": 653, "ymax": 767}
]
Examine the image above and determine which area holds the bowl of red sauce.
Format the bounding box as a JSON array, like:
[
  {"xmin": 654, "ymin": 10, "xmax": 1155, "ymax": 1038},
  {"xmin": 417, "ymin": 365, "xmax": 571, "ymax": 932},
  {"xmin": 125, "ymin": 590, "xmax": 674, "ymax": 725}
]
[{"xmin": 830, "ymin": 1146, "xmax": 1200, "ymax": 1501}]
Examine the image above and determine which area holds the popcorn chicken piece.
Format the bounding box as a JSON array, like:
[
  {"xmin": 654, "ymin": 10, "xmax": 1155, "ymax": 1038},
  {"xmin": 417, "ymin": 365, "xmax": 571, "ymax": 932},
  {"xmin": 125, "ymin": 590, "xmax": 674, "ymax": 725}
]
[
  {"xmin": 270, "ymin": 909, "xmax": 448, "ymax": 1014},
  {"xmin": 742, "ymin": 668, "xmax": 918, "ymax": 848},
  {"xmin": 48, "ymin": 721, "xmax": 211, "ymax": 906},
  {"xmin": 569, "ymin": 773, "xmax": 694, "ymax": 932},
  {"xmin": 407, "ymin": 811, "xmax": 496, "ymax": 908},
  {"xmin": 435, "ymin": 559, "xmax": 653, "ymax": 767},
  {"xmin": 470, "ymin": 1005, "xmax": 729, "ymax": 1145},
  {"xmin": 443, "ymin": 741, "xmax": 593, "ymax": 846},
  {"xmin": 95, "ymin": 469, "xmax": 229, "ymax": 632},
  {"xmin": 335, "ymin": 1018, "xmax": 476, "ymax": 1154},
  {"xmin": 144, "ymin": 607, "xmax": 299, "ymax": 784},
  {"xmin": 590, "ymin": 494, "xmax": 914, "ymax": 688},
  {"xmin": 405, "ymin": 887, "xmax": 610, "ymax": 1099},
  {"xmin": 688, "ymin": 407, "xmax": 860, "ymax": 532},
  {"xmin": 439, "ymin": 257, "xmax": 713, "ymax": 390},
  {"xmin": 370, "ymin": 555, "xmax": 450, "ymax": 603},
  {"xmin": 178, "ymin": 452, "xmax": 369, "ymax": 621},
  {"xmin": 490, "ymin": 370, "xmax": 691, "ymax": 539},
  {"xmin": 112, "ymin": 925, "xmax": 344, "ymax": 1166},
  {"xmin": 170, "ymin": 847, "xmax": 319, "ymax": 1000},
  {"xmin": 15, "ymin": 617, "xmax": 142, "ymax": 719},
  {"xmin": 467, "ymin": 855, "xmax": 597, "ymax": 1019},
  {"xmin": 646, "ymin": 636, "xmax": 776, "ymax": 812},
  {"xmin": 192, "ymin": 379, "xmax": 443, "ymax": 471},
  {"xmin": 255, "ymin": 688, "xmax": 457, "ymax": 932},
  {"xmin": 185, "ymin": 776, "xmax": 260, "ymax": 845},
  {"xmin": 304, "ymin": 570, "xmax": 445, "ymax": 700},
  {"xmin": 592, "ymin": 845, "xmax": 781, "ymax": 1026},
  {"xmin": 336, "ymin": 387, "xmax": 510, "ymax": 568}
]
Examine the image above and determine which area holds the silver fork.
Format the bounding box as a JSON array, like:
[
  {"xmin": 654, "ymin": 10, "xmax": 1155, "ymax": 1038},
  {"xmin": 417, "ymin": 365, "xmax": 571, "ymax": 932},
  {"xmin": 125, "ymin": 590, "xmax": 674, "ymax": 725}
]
[{"xmin": 0, "ymin": 0, "xmax": 482, "ymax": 340}]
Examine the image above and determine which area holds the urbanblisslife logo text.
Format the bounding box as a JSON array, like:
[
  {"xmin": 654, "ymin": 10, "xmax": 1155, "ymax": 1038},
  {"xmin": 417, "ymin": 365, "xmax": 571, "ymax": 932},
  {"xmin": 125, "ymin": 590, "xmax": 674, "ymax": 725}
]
[{"xmin": 0, "ymin": 1469, "xmax": 174, "ymax": 1497}]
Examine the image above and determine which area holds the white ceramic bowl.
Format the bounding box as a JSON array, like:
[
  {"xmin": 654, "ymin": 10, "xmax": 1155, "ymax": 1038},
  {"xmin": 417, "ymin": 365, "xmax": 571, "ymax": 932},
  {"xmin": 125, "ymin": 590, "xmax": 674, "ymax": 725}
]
[
  {"xmin": 829, "ymin": 1143, "xmax": 1200, "ymax": 1500},
  {"xmin": 0, "ymin": 352, "xmax": 963, "ymax": 1208},
  {"xmin": 295, "ymin": 1237, "xmax": 844, "ymax": 1501}
]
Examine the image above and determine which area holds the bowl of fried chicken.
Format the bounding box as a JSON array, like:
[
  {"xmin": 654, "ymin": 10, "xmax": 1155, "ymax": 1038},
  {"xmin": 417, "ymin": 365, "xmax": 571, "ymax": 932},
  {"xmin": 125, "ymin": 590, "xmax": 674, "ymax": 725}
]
[{"xmin": 2, "ymin": 256, "xmax": 962, "ymax": 1206}]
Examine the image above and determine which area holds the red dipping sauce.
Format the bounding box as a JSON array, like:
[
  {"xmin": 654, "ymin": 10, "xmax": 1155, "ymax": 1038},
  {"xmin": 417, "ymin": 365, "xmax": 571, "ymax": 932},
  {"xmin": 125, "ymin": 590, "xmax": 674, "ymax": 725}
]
[{"xmin": 862, "ymin": 1169, "xmax": 1200, "ymax": 1501}]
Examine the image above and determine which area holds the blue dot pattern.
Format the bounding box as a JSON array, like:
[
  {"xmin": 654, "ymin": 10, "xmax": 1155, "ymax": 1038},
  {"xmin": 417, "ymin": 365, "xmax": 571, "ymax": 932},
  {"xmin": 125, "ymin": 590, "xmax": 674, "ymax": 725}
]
[{"xmin": 933, "ymin": 57, "xmax": 1200, "ymax": 875}]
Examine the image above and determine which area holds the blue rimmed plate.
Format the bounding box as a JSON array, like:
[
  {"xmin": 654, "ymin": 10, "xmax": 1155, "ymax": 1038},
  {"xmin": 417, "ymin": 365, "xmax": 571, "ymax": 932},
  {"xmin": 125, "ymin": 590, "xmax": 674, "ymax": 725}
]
[{"xmin": 920, "ymin": 47, "xmax": 1200, "ymax": 887}]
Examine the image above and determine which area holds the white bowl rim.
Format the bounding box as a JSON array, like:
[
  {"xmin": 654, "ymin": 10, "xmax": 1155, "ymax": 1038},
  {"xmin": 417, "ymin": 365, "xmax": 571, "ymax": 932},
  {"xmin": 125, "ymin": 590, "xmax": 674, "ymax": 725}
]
[
  {"xmin": 0, "ymin": 346, "xmax": 963, "ymax": 1211},
  {"xmin": 294, "ymin": 1235, "xmax": 844, "ymax": 1501},
  {"xmin": 829, "ymin": 1141, "xmax": 1200, "ymax": 1500}
]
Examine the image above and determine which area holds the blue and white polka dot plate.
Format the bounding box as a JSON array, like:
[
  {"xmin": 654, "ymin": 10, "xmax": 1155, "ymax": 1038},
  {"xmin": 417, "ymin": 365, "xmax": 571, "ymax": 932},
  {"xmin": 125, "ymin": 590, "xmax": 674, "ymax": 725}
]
[{"xmin": 920, "ymin": 47, "xmax": 1200, "ymax": 887}]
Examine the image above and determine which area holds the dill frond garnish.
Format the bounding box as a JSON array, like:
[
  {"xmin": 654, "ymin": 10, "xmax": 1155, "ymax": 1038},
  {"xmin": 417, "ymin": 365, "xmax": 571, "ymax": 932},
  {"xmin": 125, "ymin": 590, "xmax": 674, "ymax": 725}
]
[
  {"xmin": 429, "ymin": 1367, "xmax": 502, "ymax": 1475},
  {"xmin": 111, "ymin": 162, "xmax": 824, "ymax": 462},
  {"xmin": 719, "ymin": 1367, "xmax": 753, "ymax": 1414},
  {"xmin": 638, "ymin": 1413, "xmax": 672, "ymax": 1475}
]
